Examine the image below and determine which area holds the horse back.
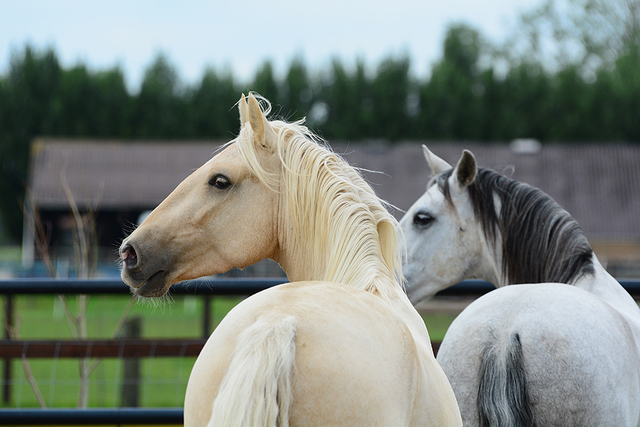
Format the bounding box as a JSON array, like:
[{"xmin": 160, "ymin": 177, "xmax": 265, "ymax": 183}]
[
  {"xmin": 185, "ymin": 281, "xmax": 459, "ymax": 426},
  {"xmin": 438, "ymin": 284, "xmax": 640, "ymax": 427}
]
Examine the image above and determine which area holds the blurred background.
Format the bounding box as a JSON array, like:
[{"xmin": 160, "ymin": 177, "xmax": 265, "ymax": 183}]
[
  {"xmin": 2, "ymin": 0, "xmax": 640, "ymax": 275},
  {"xmin": 0, "ymin": 0, "xmax": 639, "ymax": 412}
]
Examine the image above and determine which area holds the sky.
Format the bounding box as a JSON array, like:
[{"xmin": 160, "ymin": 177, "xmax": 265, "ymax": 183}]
[{"xmin": 1, "ymin": 0, "xmax": 543, "ymax": 92}]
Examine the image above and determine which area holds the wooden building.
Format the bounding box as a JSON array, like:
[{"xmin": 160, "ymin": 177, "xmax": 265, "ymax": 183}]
[{"xmin": 25, "ymin": 138, "xmax": 640, "ymax": 276}]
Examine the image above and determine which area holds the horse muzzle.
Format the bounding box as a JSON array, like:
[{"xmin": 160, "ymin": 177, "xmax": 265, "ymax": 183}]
[{"xmin": 119, "ymin": 241, "xmax": 172, "ymax": 297}]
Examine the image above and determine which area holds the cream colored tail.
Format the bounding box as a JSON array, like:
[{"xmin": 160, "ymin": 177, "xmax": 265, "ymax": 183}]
[{"xmin": 207, "ymin": 316, "xmax": 297, "ymax": 427}]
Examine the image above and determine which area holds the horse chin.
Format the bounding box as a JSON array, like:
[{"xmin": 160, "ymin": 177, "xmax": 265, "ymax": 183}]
[{"xmin": 123, "ymin": 269, "xmax": 171, "ymax": 298}]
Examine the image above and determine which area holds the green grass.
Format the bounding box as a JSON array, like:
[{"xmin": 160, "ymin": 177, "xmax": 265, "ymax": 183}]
[
  {"xmin": 2, "ymin": 293, "xmax": 458, "ymax": 409},
  {"xmin": 422, "ymin": 312, "xmax": 458, "ymax": 342},
  {"xmin": 0, "ymin": 246, "xmax": 21, "ymax": 262},
  {"xmin": 3, "ymin": 294, "xmax": 241, "ymax": 409}
]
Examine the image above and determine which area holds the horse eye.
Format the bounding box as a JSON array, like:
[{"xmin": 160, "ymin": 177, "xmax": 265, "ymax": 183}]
[
  {"xmin": 209, "ymin": 175, "xmax": 231, "ymax": 189},
  {"xmin": 413, "ymin": 212, "xmax": 434, "ymax": 228}
]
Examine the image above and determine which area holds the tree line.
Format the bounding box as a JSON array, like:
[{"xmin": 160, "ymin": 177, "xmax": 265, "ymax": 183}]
[{"xmin": 1, "ymin": 0, "xmax": 639, "ymax": 241}]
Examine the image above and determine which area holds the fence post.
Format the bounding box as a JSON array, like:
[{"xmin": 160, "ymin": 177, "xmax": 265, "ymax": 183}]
[
  {"xmin": 3, "ymin": 295, "xmax": 13, "ymax": 404},
  {"xmin": 119, "ymin": 316, "xmax": 142, "ymax": 407},
  {"xmin": 202, "ymin": 295, "xmax": 211, "ymax": 339}
]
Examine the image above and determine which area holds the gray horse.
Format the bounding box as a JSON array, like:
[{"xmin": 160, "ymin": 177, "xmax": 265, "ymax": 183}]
[{"xmin": 400, "ymin": 146, "xmax": 640, "ymax": 426}]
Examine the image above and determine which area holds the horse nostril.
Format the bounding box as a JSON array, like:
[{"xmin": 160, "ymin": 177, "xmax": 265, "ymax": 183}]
[{"xmin": 120, "ymin": 244, "xmax": 138, "ymax": 268}]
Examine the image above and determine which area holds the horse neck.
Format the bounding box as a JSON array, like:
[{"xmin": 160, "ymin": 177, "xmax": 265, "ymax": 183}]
[
  {"xmin": 276, "ymin": 204, "xmax": 442, "ymax": 349},
  {"xmin": 574, "ymin": 255, "xmax": 640, "ymax": 320},
  {"xmin": 277, "ymin": 210, "xmax": 401, "ymax": 297},
  {"xmin": 272, "ymin": 147, "xmax": 403, "ymax": 302},
  {"xmin": 274, "ymin": 237, "xmax": 325, "ymax": 284},
  {"xmin": 474, "ymin": 232, "xmax": 509, "ymax": 288},
  {"xmin": 483, "ymin": 223, "xmax": 640, "ymax": 322},
  {"xmin": 471, "ymin": 170, "xmax": 596, "ymax": 287}
]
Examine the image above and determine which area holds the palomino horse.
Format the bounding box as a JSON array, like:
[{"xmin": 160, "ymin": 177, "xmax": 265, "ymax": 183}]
[
  {"xmin": 119, "ymin": 96, "xmax": 461, "ymax": 426},
  {"xmin": 400, "ymin": 146, "xmax": 640, "ymax": 426}
]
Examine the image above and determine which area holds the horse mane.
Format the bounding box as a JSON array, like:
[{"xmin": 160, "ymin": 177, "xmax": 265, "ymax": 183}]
[
  {"xmin": 437, "ymin": 168, "xmax": 595, "ymax": 285},
  {"xmin": 235, "ymin": 100, "xmax": 403, "ymax": 300}
]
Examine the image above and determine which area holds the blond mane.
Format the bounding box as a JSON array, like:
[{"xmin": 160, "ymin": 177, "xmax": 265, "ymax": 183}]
[{"xmin": 235, "ymin": 101, "xmax": 403, "ymax": 300}]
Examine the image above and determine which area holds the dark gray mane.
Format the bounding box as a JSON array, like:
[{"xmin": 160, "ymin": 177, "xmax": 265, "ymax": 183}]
[{"xmin": 436, "ymin": 168, "xmax": 595, "ymax": 285}]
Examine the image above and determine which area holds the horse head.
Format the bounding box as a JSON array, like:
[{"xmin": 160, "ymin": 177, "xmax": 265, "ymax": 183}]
[
  {"xmin": 119, "ymin": 94, "xmax": 280, "ymax": 297},
  {"xmin": 400, "ymin": 146, "xmax": 488, "ymax": 303}
]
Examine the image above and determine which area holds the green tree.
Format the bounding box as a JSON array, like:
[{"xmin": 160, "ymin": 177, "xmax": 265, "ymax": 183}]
[
  {"xmin": 496, "ymin": 0, "xmax": 640, "ymax": 142},
  {"xmin": 418, "ymin": 24, "xmax": 486, "ymax": 139},
  {"xmin": 352, "ymin": 60, "xmax": 375, "ymax": 138},
  {"xmin": 0, "ymin": 46, "xmax": 62, "ymax": 240},
  {"xmin": 189, "ymin": 67, "xmax": 238, "ymax": 138},
  {"xmin": 371, "ymin": 56, "xmax": 413, "ymax": 140},
  {"xmin": 249, "ymin": 61, "xmax": 279, "ymax": 104},
  {"xmin": 131, "ymin": 53, "xmax": 186, "ymax": 138},
  {"xmin": 282, "ymin": 57, "xmax": 313, "ymax": 120},
  {"xmin": 54, "ymin": 65, "xmax": 131, "ymax": 137},
  {"xmin": 503, "ymin": 0, "xmax": 640, "ymax": 77},
  {"xmin": 491, "ymin": 63, "xmax": 552, "ymax": 141},
  {"xmin": 606, "ymin": 50, "xmax": 640, "ymax": 140},
  {"xmin": 317, "ymin": 58, "xmax": 373, "ymax": 139},
  {"xmin": 86, "ymin": 67, "xmax": 131, "ymax": 137}
]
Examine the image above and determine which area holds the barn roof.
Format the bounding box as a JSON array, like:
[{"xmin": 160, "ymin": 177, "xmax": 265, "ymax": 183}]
[
  {"xmin": 29, "ymin": 138, "xmax": 640, "ymax": 241},
  {"xmin": 29, "ymin": 138, "xmax": 221, "ymax": 210}
]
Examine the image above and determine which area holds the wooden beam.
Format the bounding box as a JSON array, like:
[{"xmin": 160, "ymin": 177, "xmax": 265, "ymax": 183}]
[
  {"xmin": 0, "ymin": 339, "xmax": 441, "ymax": 358},
  {"xmin": 0, "ymin": 339, "xmax": 207, "ymax": 359}
]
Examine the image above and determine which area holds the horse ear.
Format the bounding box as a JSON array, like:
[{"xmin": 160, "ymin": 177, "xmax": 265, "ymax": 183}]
[
  {"xmin": 422, "ymin": 145, "xmax": 452, "ymax": 176},
  {"xmin": 453, "ymin": 149, "xmax": 477, "ymax": 189},
  {"xmin": 246, "ymin": 93, "xmax": 277, "ymax": 151},
  {"xmin": 238, "ymin": 93, "xmax": 249, "ymax": 128}
]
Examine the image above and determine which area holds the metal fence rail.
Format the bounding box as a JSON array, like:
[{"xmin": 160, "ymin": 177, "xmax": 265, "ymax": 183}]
[
  {"xmin": 0, "ymin": 338, "xmax": 206, "ymax": 358},
  {"xmin": 2, "ymin": 277, "xmax": 640, "ymax": 296},
  {"xmin": 0, "ymin": 277, "xmax": 288, "ymax": 295},
  {"xmin": 0, "ymin": 407, "xmax": 182, "ymax": 425}
]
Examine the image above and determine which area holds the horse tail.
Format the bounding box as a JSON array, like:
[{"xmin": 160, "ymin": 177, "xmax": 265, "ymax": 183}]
[
  {"xmin": 208, "ymin": 316, "xmax": 297, "ymax": 427},
  {"xmin": 477, "ymin": 333, "xmax": 536, "ymax": 427}
]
